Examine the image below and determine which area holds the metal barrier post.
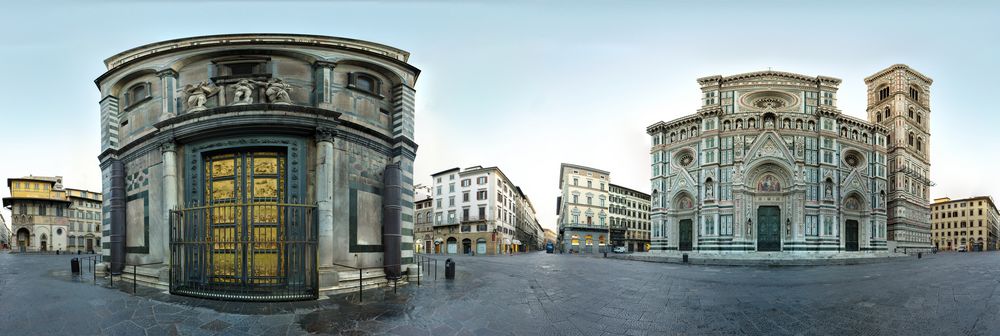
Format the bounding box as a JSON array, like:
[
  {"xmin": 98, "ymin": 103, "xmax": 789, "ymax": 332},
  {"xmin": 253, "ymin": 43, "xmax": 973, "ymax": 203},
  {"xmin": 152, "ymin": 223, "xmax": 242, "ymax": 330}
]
[
  {"xmin": 417, "ymin": 259, "xmax": 421, "ymax": 286},
  {"xmin": 394, "ymin": 278, "xmax": 397, "ymax": 294},
  {"xmin": 93, "ymin": 259, "xmax": 97, "ymax": 284},
  {"xmin": 435, "ymin": 259, "xmax": 438, "ymax": 280},
  {"xmin": 133, "ymin": 265, "xmax": 137, "ymax": 294},
  {"xmin": 359, "ymin": 269, "xmax": 363, "ymax": 303}
]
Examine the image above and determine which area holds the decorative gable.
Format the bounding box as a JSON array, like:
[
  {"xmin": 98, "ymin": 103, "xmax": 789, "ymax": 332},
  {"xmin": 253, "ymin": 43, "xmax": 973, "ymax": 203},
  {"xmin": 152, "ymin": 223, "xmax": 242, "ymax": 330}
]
[
  {"xmin": 841, "ymin": 168, "xmax": 869, "ymax": 196},
  {"xmin": 744, "ymin": 131, "xmax": 795, "ymax": 166}
]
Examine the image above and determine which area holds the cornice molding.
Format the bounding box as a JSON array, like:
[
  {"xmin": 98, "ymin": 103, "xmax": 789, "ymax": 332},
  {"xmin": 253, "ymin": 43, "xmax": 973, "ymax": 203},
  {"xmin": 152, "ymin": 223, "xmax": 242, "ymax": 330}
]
[
  {"xmin": 864, "ymin": 64, "xmax": 933, "ymax": 85},
  {"xmin": 698, "ymin": 71, "xmax": 841, "ymax": 86}
]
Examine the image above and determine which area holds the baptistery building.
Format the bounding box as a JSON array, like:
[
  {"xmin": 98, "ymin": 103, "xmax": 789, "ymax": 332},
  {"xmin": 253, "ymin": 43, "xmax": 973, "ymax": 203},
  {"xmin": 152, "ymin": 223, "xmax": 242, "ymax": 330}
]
[
  {"xmin": 94, "ymin": 34, "xmax": 419, "ymax": 300},
  {"xmin": 647, "ymin": 65, "xmax": 932, "ymax": 253}
]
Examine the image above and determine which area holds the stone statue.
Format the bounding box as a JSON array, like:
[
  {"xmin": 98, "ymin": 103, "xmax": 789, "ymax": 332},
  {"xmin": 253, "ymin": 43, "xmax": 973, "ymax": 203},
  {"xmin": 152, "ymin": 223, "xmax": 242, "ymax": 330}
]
[
  {"xmin": 732, "ymin": 164, "xmax": 744, "ymax": 183},
  {"xmin": 183, "ymin": 81, "xmax": 218, "ymax": 112},
  {"xmin": 786, "ymin": 218, "xmax": 791, "ymax": 237},
  {"xmin": 263, "ymin": 78, "xmax": 293, "ymax": 104},
  {"xmin": 824, "ymin": 183, "xmax": 833, "ymax": 199},
  {"xmin": 746, "ymin": 219, "xmax": 753, "ymax": 236},
  {"xmin": 705, "ymin": 181, "xmax": 714, "ymax": 199},
  {"xmin": 232, "ymin": 79, "xmax": 257, "ymax": 105}
]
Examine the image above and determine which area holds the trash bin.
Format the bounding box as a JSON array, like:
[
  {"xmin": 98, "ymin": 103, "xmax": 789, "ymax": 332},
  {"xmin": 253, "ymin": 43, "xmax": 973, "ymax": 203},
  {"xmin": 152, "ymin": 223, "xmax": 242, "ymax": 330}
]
[
  {"xmin": 71, "ymin": 258, "xmax": 80, "ymax": 274},
  {"xmin": 445, "ymin": 258, "xmax": 456, "ymax": 279}
]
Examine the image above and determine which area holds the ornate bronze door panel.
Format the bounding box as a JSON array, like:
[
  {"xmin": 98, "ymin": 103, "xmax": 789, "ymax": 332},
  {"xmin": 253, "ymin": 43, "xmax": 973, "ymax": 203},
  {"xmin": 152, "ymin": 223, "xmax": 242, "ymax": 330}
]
[
  {"xmin": 846, "ymin": 220, "xmax": 859, "ymax": 251},
  {"xmin": 171, "ymin": 145, "xmax": 316, "ymax": 301},
  {"xmin": 204, "ymin": 151, "xmax": 286, "ymax": 286},
  {"xmin": 679, "ymin": 219, "xmax": 693, "ymax": 251},
  {"xmin": 757, "ymin": 206, "xmax": 781, "ymax": 251}
]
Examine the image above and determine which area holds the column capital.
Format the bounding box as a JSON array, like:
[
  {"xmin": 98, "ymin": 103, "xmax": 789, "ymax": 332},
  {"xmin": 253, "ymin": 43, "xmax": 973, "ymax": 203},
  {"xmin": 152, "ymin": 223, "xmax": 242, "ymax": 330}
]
[
  {"xmin": 316, "ymin": 127, "xmax": 337, "ymax": 143},
  {"xmin": 312, "ymin": 60, "xmax": 337, "ymax": 69},
  {"xmin": 160, "ymin": 141, "xmax": 177, "ymax": 153},
  {"xmin": 156, "ymin": 69, "xmax": 178, "ymax": 78}
]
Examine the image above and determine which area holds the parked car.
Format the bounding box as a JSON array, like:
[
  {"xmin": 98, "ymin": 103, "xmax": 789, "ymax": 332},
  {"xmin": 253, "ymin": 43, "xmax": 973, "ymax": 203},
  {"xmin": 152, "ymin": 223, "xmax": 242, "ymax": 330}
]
[
  {"xmin": 545, "ymin": 242, "xmax": 554, "ymax": 253},
  {"xmin": 958, "ymin": 245, "xmax": 967, "ymax": 252},
  {"xmin": 613, "ymin": 246, "xmax": 628, "ymax": 253}
]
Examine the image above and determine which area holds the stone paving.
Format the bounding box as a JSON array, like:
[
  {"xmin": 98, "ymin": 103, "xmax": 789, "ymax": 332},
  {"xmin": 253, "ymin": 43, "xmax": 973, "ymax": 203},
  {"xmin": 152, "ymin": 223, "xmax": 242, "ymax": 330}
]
[{"xmin": 2, "ymin": 250, "xmax": 1000, "ymax": 335}]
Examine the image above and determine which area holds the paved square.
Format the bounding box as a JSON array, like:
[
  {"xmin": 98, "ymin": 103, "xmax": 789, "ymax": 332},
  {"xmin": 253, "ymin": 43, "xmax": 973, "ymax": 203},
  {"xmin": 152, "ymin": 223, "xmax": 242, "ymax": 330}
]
[{"xmin": 1, "ymin": 251, "xmax": 998, "ymax": 335}]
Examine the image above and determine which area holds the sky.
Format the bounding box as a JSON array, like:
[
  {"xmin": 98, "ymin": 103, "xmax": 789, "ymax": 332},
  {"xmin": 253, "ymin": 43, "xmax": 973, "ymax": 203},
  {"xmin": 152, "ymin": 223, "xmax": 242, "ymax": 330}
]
[{"xmin": 1, "ymin": 0, "xmax": 999, "ymax": 232}]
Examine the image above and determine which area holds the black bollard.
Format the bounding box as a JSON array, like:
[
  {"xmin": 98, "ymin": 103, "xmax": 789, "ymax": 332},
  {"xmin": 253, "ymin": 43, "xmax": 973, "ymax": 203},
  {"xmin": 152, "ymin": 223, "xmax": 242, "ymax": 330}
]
[{"xmin": 445, "ymin": 258, "xmax": 455, "ymax": 279}]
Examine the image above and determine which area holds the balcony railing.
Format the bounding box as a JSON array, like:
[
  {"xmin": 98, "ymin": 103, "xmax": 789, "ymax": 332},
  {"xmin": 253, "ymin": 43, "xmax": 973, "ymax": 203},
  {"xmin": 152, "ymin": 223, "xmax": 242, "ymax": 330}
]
[
  {"xmin": 433, "ymin": 218, "xmax": 460, "ymax": 227},
  {"xmin": 561, "ymin": 222, "xmax": 609, "ymax": 230},
  {"xmin": 461, "ymin": 215, "xmax": 488, "ymax": 223}
]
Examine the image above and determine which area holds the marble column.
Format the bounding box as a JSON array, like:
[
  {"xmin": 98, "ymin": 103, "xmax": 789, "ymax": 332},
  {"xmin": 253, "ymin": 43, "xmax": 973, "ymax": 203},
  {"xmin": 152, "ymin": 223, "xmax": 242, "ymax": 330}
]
[
  {"xmin": 312, "ymin": 61, "xmax": 336, "ymax": 110},
  {"xmin": 315, "ymin": 127, "xmax": 336, "ymax": 270},
  {"xmin": 157, "ymin": 69, "xmax": 178, "ymax": 121},
  {"xmin": 161, "ymin": 142, "xmax": 178, "ymax": 264}
]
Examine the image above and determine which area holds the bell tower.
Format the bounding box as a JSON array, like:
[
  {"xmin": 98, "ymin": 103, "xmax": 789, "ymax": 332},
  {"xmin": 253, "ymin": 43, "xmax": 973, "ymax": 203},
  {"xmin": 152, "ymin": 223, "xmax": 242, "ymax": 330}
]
[{"xmin": 865, "ymin": 64, "xmax": 933, "ymax": 251}]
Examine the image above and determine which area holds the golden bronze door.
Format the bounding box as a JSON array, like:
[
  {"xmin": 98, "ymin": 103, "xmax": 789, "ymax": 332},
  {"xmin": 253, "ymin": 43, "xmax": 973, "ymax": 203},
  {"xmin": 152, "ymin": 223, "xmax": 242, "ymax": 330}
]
[{"xmin": 204, "ymin": 151, "xmax": 286, "ymax": 286}]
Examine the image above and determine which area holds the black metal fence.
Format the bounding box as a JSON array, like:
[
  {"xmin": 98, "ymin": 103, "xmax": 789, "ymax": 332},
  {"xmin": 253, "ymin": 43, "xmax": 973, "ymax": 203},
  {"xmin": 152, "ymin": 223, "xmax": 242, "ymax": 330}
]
[{"xmin": 169, "ymin": 203, "xmax": 317, "ymax": 301}]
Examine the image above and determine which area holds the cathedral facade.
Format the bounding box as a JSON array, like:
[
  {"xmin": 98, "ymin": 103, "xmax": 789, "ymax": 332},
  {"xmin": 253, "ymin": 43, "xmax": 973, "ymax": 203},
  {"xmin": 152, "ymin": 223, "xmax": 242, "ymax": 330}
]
[{"xmin": 647, "ymin": 65, "xmax": 932, "ymax": 253}]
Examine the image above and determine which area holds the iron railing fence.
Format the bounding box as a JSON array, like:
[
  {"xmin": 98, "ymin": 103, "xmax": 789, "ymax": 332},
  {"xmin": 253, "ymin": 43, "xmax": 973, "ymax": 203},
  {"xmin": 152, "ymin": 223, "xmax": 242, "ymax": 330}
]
[{"xmin": 169, "ymin": 203, "xmax": 317, "ymax": 301}]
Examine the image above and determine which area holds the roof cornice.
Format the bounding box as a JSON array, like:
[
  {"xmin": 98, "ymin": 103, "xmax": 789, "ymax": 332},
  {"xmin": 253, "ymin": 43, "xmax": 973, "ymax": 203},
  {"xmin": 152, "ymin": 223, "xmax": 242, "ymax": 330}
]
[
  {"xmin": 864, "ymin": 64, "xmax": 933, "ymax": 85},
  {"xmin": 698, "ymin": 70, "xmax": 841, "ymax": 86}
]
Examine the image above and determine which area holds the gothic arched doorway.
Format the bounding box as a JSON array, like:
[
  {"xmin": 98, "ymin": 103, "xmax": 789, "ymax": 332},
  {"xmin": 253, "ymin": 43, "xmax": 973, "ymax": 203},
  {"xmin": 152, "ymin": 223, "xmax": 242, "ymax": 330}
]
[{"xmin": 16, "ymin": 228, "xmax": 30, "ymax": 252}]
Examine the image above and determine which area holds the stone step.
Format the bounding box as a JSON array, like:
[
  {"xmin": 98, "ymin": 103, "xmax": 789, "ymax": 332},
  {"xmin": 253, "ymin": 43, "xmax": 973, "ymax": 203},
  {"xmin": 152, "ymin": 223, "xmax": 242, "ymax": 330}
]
[
  {"xmin": 320, "ymin": 266, "xmax": 413, "ymax": 295},
  {"xmin": 117, "ymin": 265, "xmax": 169, "ymax": 290}
]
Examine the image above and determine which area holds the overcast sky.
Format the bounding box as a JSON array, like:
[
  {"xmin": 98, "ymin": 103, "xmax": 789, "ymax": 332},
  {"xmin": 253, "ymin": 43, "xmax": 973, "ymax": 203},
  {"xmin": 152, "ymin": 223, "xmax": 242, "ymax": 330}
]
[{"xmin": 1, "ymin": 0, "xmax": 998, "ymax": 232}]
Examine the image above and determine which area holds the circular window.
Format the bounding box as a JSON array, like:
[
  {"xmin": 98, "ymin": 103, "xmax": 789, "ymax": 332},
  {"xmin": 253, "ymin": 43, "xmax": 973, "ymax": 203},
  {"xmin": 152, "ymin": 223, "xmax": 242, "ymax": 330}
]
[
  {"xmin": 675, "ymin": 150, "xmax": 695, "ymax": 168},
  {"xmin": 843, "ymin": 151, "xmax": 864, "ymax": 168},
  {"xmin": 56, "ymin": 228, "xmax": 63, "ymax": 235}
]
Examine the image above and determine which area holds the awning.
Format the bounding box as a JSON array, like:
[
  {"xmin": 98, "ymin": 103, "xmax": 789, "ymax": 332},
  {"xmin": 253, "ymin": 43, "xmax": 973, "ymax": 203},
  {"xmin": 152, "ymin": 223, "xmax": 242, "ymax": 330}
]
[
  {"xmin": 434, "ymin": 238, "xmax": 443, "ymax": 244},
  {"xmin": 512, "ymin": 239, "xmax": 522, "ymax": 245}
]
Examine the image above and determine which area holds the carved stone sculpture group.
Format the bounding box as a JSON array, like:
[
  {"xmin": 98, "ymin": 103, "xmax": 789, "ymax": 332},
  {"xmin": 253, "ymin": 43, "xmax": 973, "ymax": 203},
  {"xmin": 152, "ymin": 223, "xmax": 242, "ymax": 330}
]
[{"xmin": 182, "ymin": 78, "xmax": 294, "ymax": 112}]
